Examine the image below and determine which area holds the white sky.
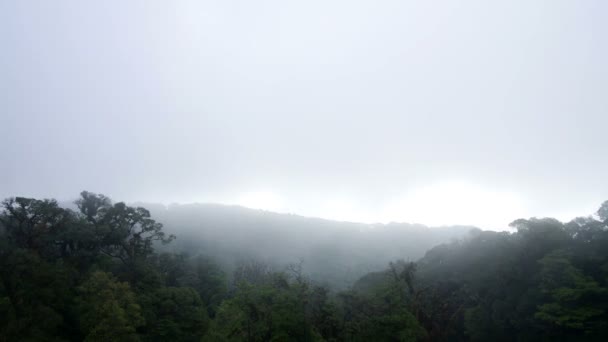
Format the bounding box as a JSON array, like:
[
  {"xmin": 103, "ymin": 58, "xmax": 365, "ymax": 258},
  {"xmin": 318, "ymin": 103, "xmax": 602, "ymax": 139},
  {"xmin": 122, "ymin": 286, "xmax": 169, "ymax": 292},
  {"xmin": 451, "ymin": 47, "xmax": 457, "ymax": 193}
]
[{"xmin": 1, "ymin": 1, "xmax": 607, "ymax": 230}]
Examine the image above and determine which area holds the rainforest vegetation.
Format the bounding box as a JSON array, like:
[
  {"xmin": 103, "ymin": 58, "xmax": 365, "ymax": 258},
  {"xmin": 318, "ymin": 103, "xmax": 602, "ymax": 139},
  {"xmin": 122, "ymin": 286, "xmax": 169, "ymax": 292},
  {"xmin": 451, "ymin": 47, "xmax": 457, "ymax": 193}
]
[{"xmin": 1, "ymin": 192, "xmax": 607, "ymax": 341}]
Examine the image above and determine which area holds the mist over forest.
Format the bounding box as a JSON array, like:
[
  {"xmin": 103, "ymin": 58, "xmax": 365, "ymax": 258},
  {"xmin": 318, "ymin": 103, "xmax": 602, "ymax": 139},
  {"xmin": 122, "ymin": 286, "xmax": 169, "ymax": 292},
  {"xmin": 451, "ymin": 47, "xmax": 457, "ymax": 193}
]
[
  {"xmin": 3, "ymin": 0, "xmax": 608, "ymax": 341},
  {"xmin": 2, "ymin": 192, "xmax": 608, "ymax": 341},
  {"xmin": 145, "ymin": 203, "xmax": 474, "ymax": 289}
]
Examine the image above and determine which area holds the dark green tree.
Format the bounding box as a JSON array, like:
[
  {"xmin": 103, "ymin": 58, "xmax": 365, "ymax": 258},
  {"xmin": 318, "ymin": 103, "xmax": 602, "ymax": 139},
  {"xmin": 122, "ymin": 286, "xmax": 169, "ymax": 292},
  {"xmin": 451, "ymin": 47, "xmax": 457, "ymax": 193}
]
[{"xmin": 76, "ymin": 271, "xmax": 144, "ymax": 341}]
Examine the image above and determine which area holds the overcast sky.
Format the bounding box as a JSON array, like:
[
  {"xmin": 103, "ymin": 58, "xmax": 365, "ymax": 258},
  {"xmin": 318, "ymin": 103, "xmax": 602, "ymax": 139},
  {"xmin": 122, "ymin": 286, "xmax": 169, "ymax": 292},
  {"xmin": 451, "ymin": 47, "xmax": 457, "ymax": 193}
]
[{"xmin": 1, "ymin": 0, "xmax": 607, "ymax": 229}]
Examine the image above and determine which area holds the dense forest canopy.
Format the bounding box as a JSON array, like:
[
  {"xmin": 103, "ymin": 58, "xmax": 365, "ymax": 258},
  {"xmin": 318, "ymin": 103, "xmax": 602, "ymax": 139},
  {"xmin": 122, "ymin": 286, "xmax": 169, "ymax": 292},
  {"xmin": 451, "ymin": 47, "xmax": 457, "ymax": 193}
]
[{"xmin": 1, "ymin": 191, "xmax": 608, "ymax": 341}]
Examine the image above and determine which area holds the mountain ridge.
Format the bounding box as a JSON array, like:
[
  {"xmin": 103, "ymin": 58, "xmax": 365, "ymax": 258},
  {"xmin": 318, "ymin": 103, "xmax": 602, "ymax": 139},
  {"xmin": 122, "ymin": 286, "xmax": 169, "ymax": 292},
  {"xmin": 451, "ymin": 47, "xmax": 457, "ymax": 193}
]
[{"xmin": 130, "ymin": 202, "xmax": 477, "ymax": 289}]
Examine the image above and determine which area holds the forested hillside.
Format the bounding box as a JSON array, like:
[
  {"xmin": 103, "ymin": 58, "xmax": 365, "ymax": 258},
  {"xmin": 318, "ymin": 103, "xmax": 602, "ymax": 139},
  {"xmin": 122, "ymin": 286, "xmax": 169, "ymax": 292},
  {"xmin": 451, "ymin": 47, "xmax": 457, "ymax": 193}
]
[
  {"xmin": 142, "ymin": 203, "xmax": 472, "ymax": 289},
  {"xmin": 1, "ymin": 192, "xmax": 607, "ymax": 341}
]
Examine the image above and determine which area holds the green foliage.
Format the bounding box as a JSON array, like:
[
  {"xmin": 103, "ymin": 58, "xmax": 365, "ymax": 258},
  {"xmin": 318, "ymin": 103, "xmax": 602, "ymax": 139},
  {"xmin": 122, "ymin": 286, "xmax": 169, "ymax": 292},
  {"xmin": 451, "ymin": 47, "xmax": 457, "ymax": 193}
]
[
  {"xmin": 413, "ymin": 205, "xmax": 608, "ymax": 341},
  {"xmin": 0, "ymin": 246, "xmax": 74, "ymax": 340},
  {"xmin": 0, "ymin": 192, "xmax": 220, "ymax": 341},
  {"xmin": 340, "ymin": 260, "xmax": 427, "ymax": 342},
  {"xmin": 177, "ymin": 255, "xmax": 228, "ymax": 316},
  {"xmin": 77, "ymin": 271, "xmax": 144, "ymax": 341},
  {"xmin": 535, "ymin": 252, "xmax": 608, "ymax": 334},
  {"xmin": 139, "ymin": 287, "xmax": 209, "ymax": 341},
  {"xmin": 2, "ymin": 191, "xmax": 608, "ymax": 341},
  {"xmin": 210, "ymin": 274, "xmax": 314, "ymax": 341},
  {"xmin": 76, "ymin": 191, "xmax": 175, "ymax": 265}
]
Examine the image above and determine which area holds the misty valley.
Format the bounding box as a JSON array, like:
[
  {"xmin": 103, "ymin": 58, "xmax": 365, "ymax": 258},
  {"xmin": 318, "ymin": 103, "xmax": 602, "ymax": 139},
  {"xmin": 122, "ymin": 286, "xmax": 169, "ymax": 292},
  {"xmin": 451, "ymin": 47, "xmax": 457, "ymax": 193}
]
[
  {"xmin": 1, "ymin": 191, "xmax": 607, "ymax": 341},
  {"xmin": 4, "ymin": 0, "xmax": 607, "ymax": 340}
]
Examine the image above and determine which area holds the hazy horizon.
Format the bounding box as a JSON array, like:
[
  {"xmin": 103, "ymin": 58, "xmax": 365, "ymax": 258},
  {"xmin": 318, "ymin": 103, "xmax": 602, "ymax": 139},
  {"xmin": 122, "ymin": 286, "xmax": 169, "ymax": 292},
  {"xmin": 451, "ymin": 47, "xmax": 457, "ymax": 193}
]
[
  {"xmin": 42, "ymin": 188, "xmax": 600, "ymax": 232},
  {"xmin": 2, "ymin": 0, "xmax": 607, "ymax": 230}
]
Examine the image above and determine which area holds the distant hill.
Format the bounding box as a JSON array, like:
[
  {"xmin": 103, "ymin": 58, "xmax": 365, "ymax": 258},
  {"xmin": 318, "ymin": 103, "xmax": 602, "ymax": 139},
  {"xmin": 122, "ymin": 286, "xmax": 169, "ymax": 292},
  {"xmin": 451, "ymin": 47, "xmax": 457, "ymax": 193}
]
[{"xmin": 136, "ymin": 202, "xmax": 476, "ymax": 289}]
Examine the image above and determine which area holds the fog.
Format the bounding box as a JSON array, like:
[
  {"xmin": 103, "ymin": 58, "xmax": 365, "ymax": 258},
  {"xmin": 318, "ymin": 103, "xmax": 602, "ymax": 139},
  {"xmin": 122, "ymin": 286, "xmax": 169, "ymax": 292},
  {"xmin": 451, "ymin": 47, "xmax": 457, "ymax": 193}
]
[
  {"xmin": 3, "ymin": 2, "xmax": 608, "ymax": 340},
  {"xmin": 2, "ymin": 1, "xmax": 607, "ymax": 229}
]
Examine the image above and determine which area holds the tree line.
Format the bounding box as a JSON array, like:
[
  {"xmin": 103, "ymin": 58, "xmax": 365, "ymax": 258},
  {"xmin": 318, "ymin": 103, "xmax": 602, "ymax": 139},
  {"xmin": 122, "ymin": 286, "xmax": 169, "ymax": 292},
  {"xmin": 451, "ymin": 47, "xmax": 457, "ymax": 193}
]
[{"xmin": 1, "ymin": 191, "xmax": 607, "ymax": 341}]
